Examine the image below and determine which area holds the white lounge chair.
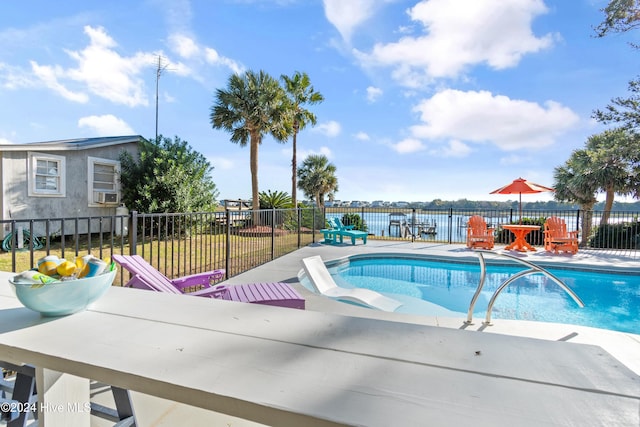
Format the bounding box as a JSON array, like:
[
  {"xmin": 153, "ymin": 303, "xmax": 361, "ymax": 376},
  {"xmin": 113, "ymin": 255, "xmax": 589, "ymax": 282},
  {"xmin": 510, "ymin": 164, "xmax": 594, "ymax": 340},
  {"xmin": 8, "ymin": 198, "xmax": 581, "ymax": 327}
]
[{"xmin": 301, "ymin": 255, "xmax": 402, "ymax": 312}]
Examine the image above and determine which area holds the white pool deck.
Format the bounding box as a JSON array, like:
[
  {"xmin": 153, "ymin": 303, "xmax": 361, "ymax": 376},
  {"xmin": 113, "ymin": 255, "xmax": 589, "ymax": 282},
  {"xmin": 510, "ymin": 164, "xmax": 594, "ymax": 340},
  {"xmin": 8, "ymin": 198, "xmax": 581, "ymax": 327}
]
[{"xmin": 1, "ymin": 241, "xmax": 639, "ymax": 426}]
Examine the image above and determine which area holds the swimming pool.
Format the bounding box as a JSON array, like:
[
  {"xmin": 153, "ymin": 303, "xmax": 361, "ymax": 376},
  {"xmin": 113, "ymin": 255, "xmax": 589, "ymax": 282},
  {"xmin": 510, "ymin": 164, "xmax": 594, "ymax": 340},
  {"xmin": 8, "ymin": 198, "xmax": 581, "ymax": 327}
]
[{"xmin": 306, "ymin": 254, "xmax": 640, "ymax": 334}]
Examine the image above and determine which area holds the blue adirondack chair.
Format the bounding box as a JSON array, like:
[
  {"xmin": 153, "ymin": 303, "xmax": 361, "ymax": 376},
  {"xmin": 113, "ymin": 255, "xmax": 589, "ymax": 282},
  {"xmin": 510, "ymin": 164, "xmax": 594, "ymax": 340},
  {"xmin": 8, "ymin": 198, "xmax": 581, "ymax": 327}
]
[{"xmin": 330, "ymin": 218, "xmax": 368, "ymax": 245}]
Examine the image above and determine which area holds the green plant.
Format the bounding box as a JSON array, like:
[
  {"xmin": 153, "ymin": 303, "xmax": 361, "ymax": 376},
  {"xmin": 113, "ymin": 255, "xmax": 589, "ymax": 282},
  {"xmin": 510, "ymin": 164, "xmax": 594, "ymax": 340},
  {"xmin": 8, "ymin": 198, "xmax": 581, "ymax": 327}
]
[
  {"xmin": 495, "ymin": 217, "xmax": 545, "ymax": 245},
  {"xmin": 341, "ymin": 213, "xmax": 368, "ymax": 232},
  {"xmin": 259, "ymin": 190, "xmax": 293, "ymax": 209},
  {"xmin": 120, "ymin": 135, "xmax": 219, "ymax": 214},
  {"xmin": 590, "ymin": 221, "xmax": 640, "ymax": 249}
]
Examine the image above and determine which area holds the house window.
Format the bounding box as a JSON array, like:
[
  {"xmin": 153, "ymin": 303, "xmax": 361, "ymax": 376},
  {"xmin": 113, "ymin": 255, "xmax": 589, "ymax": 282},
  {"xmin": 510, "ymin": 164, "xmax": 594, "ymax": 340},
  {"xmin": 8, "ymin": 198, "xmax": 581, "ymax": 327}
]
[
  {"xmin": 88, "ymin": 157, "xmax": 120, "ymax": 205},
  {"xmin": 28, "ymin": 152, "xmax": 66, "ymax": 196}
]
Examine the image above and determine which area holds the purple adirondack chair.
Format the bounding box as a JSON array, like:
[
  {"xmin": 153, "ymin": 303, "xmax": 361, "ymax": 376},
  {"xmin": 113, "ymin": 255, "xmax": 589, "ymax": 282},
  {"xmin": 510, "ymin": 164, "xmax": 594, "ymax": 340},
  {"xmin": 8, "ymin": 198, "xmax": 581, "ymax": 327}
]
[{"xmin": 112, "ymin": 254, "xmax": 304, "ymax": 309}]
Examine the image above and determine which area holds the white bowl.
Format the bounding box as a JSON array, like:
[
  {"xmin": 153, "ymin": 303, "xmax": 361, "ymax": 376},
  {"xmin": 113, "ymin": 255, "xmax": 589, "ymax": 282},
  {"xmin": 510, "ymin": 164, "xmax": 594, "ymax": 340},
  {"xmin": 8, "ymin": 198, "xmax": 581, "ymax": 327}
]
[{"xmin": 8, "ymin": 269, "xmax": 116, "ymax": 316}]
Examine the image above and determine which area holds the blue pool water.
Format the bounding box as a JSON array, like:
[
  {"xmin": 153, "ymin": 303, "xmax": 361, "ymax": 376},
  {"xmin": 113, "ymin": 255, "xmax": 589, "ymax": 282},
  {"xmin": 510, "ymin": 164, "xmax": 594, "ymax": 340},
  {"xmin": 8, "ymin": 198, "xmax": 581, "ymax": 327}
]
[{"xmin": 325, "ymin": 256, "xmax": 640, "ymax": 334}]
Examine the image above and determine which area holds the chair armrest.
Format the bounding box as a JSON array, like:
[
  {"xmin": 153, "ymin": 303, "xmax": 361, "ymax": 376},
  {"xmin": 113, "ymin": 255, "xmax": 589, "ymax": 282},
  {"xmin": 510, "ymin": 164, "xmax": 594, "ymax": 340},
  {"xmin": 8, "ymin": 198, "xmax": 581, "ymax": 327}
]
[
  {"xmin": 188, "ymin": 284, "xmax": 229, "ymax": 298},
  {"xmin": 126, "ymin": 274, "xmax": 153, "ymax": 290},
  {"xmin": 171, "ymin": 269, "xmax": 226, "ymax": 289}
]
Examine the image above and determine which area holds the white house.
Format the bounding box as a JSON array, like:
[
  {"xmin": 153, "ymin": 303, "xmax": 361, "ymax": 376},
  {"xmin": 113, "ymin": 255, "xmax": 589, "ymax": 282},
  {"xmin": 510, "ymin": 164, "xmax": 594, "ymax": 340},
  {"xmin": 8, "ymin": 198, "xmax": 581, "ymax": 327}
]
[{"xmin": 0, "ymin": 135, "xmax": 143, "ymax": 239}]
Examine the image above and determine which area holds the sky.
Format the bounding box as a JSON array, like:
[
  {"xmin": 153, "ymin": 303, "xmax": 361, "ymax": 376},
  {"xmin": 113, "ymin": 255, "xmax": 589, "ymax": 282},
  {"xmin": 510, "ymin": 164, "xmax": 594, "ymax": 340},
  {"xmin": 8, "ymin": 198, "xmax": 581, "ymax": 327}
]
[{"xmin": 1, "ymin": 0, "xmax": 639, "ymax": 204}]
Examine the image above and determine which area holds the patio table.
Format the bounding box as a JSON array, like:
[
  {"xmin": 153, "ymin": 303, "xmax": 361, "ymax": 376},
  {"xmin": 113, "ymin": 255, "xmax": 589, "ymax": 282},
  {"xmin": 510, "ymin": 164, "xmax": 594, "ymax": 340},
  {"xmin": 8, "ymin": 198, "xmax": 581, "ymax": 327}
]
[
  {"xmin": 502, "ymin": 224, "xmax": 541, "ymax": 252},
  {"xmin": 0, "ymin": 271, "xmax": 638, "ymax": 426}
]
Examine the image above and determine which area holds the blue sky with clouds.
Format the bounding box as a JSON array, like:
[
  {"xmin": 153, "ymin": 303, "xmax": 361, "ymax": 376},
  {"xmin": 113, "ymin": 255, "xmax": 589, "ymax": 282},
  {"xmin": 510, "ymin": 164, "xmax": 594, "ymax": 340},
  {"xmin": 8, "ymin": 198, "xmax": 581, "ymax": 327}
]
[{"xmin": 1, "ymin": 0, "xmax": 638, "ymax": 203}]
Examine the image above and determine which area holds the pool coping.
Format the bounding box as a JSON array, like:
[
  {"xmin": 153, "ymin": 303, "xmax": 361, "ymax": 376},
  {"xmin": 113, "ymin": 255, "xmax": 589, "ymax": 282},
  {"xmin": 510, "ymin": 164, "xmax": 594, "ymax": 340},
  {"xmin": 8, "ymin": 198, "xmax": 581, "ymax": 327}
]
[
  {"xmin": 221, "ymin": 241, "xmax": 640, "ymax": 376},
  {"xmin": 318, "ymin": 250, "xmax": 640, "ymax": 274}
]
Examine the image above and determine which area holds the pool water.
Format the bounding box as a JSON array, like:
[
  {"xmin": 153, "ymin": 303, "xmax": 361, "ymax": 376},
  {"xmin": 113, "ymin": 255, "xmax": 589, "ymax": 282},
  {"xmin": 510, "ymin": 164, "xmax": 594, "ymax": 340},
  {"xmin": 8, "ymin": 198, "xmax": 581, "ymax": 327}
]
[{"xmin": 327, "ymin": 257, "xmax": 640, "ymax": 334}]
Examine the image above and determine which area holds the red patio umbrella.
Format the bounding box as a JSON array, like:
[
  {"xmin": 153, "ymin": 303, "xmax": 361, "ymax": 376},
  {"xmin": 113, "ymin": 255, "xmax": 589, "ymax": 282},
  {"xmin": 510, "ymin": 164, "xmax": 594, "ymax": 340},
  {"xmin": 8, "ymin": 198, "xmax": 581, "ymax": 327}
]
[{"xmin": 490, "ymin": 177, "xmax": 554, "ymax": 224}]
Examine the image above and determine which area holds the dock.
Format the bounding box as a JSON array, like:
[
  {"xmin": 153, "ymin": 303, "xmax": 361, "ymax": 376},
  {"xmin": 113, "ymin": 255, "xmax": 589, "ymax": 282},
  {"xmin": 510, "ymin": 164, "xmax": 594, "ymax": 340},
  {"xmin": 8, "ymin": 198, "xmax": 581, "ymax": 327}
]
[{"xmin": 388, "ymin": 213, "xmax": 436, "ymax": 238}]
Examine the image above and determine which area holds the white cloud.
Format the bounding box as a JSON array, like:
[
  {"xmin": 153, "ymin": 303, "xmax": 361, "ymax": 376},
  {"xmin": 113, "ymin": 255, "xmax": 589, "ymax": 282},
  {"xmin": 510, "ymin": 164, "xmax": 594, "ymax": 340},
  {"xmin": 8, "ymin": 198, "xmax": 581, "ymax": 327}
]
[
  {"xmin": 26, "ymin": 25, "xmax": 156, "ymax": 106},
  {"xmin": 314, "ymin": 120, "xmax": 342, "ymax": 137},
  {"xmin": 22, "ymin": 25, "xmax": 243, "ymax": 108},
  {"xmin": 323, "ymin": 0, "xmax": 383, "ymax": 42},
  {"xmin": 204, "ymin": 47, "xmax": 243, "ymax": 74},
  {"xmin": 0, "ymin": 63, "xmax": 36, "ymax": 89},
  {"xmin": 410, "ymin": 89, "xmax": 579, "ymax": 150},
  {"xmin": 438, "ymin": 139, "xmax": 472, "ymax": 158},
  {"xmin": 166, "ymin": 33, "xmax": 244, "ymax": 75},
  {"xmin": 168, "ymin": 33, "xmax": 200, "ymax": 59},
  {"xmin": 299, "ymin": 146, "xmax": 333, "ymax": 159},
  {"xmin": 391, "ymin": 137, "xmax": 425, "ymax": 153},
  {"xmin": 78, "ymin": 114, "xmax": 134, "ymax": 136},
  {"xmin": 355, "ymin": 0, "xmax": 555, "ymax": 86},
  {"xmin": 499, "ymin": 153, "xmax": 528, "ymax": 165},
  {"xmin": 30, "ymin": 61, "xmax": 89, "ymax": 103},
  {"xmin": 208, "ymin": 156, "xmax": 235, "ymax": 171},
  {"xmin": 0, "ymin": 138, "xmax": 13, "ymax": 144},
  {"xmin": 354, "ymin": 131, "xmax": 370, "ymax": 140},
  {"xmin": 366, "ymin": 86, "xmax": 383, "ymax": 102},
  {"xmin": 62, "ymin": 26, "xmax": 156, "ymax": 107},
  {"xmin": 163, "ymin": 91, "xmax": 176, "ymax": 103}
]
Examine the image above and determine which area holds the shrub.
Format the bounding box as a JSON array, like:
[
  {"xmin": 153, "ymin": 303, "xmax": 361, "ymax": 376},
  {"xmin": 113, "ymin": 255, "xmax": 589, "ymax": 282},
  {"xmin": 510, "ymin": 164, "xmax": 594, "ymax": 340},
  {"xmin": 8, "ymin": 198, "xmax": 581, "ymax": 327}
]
[
  {"xmin": 589, "ymin": 221, "xmax": 640, "ymax": 249},
  {"xmin": 495, "ymin": 216, "xmax": 545, "ymax": 245},
  {"xmin": 341, "ymin": 213, "xmax": 368, "ymax": 232}
]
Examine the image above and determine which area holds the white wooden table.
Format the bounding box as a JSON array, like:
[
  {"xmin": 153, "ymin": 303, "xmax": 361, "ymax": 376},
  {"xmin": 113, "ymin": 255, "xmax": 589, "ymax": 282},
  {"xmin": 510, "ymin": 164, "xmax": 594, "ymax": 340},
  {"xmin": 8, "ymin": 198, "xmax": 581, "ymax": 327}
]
[{"xmin": 0, "ymin": 271, "xmax": 638, "ymax": 426}]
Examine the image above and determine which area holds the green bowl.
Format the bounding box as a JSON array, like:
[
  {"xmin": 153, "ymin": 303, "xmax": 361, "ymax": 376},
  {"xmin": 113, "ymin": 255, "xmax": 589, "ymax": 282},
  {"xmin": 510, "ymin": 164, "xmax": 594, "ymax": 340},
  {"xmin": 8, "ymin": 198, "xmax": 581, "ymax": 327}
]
[{"xmin": 8, "ymin": 269, "xmax": 116, "ymax": 316}]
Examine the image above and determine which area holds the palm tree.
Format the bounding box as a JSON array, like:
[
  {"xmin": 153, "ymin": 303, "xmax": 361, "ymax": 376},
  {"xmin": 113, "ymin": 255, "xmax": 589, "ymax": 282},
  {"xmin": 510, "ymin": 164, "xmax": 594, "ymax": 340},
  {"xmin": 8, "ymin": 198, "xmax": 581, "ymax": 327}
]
[
  {"xmin": 553, "ymin": 149, "xmax": 599, "ymax": 245},
  {"xmin": 554, "ymin": 128, "xmax": 637, "ymax": 244},
  {"xmin": 281, "ymin": 72, "xmax": 324, "ymax": 207},
  {"xmin": 210, "ymin": 70, "xmax": 289, "ymax": 216},
  {"xmin": 297, "ymin": 154, "xmax": 338, "ymax": 208},
  {"xmin": 584, "ymin": 128, "xmax": 636, "ymax": 224}
]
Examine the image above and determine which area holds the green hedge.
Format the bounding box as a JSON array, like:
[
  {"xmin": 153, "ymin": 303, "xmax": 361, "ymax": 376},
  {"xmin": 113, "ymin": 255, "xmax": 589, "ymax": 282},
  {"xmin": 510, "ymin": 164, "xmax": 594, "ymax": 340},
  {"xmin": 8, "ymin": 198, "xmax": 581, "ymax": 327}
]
[
  {"xmin": 341, "ymin": 213, "xmax": 368, "ymax": 232},
  {"xmin": 495, "ymin": 217, "xmax": 546, "ymax": 246},
  {"xmin": 589, "ymin": 221, "xmax": 640, "ymax": 249}
]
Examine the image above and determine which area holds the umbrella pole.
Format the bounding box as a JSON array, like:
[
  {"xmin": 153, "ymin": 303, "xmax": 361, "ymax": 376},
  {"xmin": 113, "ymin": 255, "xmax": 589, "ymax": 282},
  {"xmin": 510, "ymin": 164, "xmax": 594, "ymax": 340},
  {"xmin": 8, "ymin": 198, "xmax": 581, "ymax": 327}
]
[{"xmin": 519, "ymin": 192, "xmax": 522, "ymax": 225}]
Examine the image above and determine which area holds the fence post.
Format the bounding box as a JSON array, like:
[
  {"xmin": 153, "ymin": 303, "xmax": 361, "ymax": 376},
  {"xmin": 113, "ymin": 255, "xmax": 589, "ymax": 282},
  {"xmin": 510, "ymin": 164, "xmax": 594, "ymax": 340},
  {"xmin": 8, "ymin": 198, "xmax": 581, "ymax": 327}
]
[
  {"xmin": 448, "ymin": 208, "xmax": 453, "ymax": 244},
  {"xmin": 10, "ymin": 220, "xmax": 16, "ymax": 272},
  {"xmin": 271, "ymin": 209, "xmax": 276, "ymax": 259},
  {"xmin": 411, "ymin": 208, "xmax": 416, "ymax": 243},
  {"xmin": 297, "ymin": 208, "xmax": 302, "ymax": 248},
  {"xmin": 129, "ymin": 211, "xmax": 138, "ymax": 255},
  {"xmin": 313, "ymin": 207, "xmax": 318, "ymax": 244},
  {"xmin": 225, "ymin": 209, "xmax": 231, "ymax": 278}
]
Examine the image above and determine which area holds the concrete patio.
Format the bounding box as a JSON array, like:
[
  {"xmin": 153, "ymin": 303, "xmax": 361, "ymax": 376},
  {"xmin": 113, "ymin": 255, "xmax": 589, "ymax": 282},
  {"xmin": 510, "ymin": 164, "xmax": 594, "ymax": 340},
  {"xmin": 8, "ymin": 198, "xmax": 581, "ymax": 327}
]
[{"xmin": 2, "ymin": 241, "xmax": 639, "ymax": 426}]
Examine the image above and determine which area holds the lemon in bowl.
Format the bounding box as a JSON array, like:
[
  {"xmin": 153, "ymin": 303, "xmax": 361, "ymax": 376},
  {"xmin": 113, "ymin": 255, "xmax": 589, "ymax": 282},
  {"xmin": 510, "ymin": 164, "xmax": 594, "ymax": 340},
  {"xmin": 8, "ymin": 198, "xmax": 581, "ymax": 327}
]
[{"xmin": 8, "ymin": 269, "xmax": 116, "ymax": 316}]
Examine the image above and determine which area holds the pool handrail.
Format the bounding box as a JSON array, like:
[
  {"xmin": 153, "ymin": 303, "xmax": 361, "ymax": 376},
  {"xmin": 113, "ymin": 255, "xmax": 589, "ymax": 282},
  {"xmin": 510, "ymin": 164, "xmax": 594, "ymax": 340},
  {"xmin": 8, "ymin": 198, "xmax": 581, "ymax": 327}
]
[{"xmin": 465, "ymin": 250, "xmax": 585, "ymax": 325}]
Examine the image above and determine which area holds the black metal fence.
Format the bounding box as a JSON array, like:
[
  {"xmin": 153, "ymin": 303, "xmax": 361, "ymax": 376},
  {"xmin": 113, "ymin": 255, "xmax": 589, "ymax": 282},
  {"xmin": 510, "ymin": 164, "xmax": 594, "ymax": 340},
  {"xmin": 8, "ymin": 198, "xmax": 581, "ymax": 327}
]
[
  {"xmin": 0, "ymin": 207, "xmax": 323, "ymax": 285},
  {"xmin": 2, "ymin": 207, "xmax": 639, "ymax": 282},
  {"xmin": 327, "ymin": 207, "xmax": 640, "ymax": 251}
]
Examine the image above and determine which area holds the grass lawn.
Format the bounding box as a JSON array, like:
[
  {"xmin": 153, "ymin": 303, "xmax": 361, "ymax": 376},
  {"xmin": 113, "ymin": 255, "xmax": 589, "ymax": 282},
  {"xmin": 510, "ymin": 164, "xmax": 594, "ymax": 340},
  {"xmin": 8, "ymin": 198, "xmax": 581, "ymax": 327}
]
[{"xmin": 0, "ymin": 231, "xmax": 318, "ymax": 286}]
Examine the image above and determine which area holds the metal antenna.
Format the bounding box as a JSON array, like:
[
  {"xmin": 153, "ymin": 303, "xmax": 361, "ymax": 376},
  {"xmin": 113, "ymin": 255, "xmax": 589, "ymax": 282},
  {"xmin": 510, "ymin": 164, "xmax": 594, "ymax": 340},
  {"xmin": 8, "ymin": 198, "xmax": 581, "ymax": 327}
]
[{"xmin": 155, "ymin": 55, "xmax": 170, "ymax": 141}]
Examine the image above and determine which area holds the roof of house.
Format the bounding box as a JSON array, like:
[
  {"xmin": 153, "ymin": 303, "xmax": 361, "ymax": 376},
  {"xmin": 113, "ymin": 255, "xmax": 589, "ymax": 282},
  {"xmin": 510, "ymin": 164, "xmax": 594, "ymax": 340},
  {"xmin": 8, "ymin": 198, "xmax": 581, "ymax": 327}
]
[{"xmin": 0, "ymin": 135, "xmax": 145, "ymax": 152}]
